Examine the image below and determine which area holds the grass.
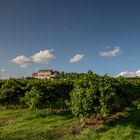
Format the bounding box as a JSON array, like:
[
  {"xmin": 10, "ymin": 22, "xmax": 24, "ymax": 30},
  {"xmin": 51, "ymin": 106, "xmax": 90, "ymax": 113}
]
[{"xmin": 0, "ymin": 108, "xmax": 140, "ymax": 140}]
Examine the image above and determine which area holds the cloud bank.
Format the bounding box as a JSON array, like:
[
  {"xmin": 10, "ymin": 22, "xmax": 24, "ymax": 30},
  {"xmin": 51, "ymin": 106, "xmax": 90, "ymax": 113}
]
[
  {"xmin": 70, "ymin": 54, "xmax": 84, "ymax": 63},
  {"xmin": 116, "ymin": 70, "xmax": 140, "ymax": 77},
  {"xmin": 99, "ymin": 47, "xmax": 121, "ymax": 57},
  {"xmin": 0, "ymin": 69, "xmax": 9, "ymax": 79}
]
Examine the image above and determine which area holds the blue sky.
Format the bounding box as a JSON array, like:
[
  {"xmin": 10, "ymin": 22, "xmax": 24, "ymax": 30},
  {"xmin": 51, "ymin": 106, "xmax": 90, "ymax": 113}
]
[{"xmin": 0, "ymin": 0, "xmax": 140, "ymax": 78}]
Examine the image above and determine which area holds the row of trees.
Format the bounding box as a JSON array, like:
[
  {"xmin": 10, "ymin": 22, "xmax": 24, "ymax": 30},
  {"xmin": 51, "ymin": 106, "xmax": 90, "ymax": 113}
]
[{"xmin": 0, "ymin": 72, "xmax": 140, "ymax": 118}]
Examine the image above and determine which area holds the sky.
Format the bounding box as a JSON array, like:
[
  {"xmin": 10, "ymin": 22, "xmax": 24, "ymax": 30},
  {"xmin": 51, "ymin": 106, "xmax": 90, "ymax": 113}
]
[{"xmin": 0, "ymin": 0, "xmax": 140, "ymax": 78}]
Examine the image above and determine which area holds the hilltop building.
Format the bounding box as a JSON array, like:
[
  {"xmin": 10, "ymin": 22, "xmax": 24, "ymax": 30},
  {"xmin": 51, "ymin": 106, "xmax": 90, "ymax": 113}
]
[{"xmin": 32, "ymin": 69, "xmax": 60, "ymax": 79}]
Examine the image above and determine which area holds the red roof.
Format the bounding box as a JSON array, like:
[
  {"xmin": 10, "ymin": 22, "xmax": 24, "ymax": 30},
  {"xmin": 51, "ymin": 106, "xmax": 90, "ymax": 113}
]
[{"xmin": 32, "ymin": 72, "xmax": 38, "ymax": 76}]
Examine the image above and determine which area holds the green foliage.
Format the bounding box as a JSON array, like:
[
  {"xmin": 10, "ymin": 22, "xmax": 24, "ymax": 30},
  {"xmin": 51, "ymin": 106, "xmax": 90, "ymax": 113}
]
[
  {"xmin": 69, "ymin": 76, "xmax": 99, "ymax": 117},
  {"xmin": 19, "ymin": 79, "xmax": 73, "ymax": 109},
  {"xmin": 0, "ymin": 79, "xmax": 27, "ymax": 107},
  {"xmin": 69, "ymin": 75, "xmax": 118, "ymax": 118},
  {"xmin": 20, "ymin": 86, "xmax": 44, "ymax": 109},
  {"xmin": 98, "ymin": 77, "xmax": 117, "ymax": 117},
  {"xmin": 68, "ymin": 75, "xmax": 140, "ymax": 118},
  {"xmin": 0, "ymin": 74, "xmax": 140, "ymax": 119}
]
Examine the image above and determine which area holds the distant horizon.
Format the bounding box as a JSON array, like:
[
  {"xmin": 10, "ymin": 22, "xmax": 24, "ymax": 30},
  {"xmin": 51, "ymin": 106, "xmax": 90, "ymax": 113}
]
[
  {"xmin": 1, "ymin": 68, "xmax": 140, "ymax": 79},
  {"xmin": 0, "ymin": 0, "xmax": 140, "ymax": 79}
]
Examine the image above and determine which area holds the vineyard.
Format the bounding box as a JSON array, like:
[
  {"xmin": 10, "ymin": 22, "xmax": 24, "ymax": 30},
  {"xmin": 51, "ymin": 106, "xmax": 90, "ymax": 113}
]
[
  {"xmin": 0, "ymin": 72, "xmax": 140, "ymax": 139},
  {"xmin": 0, "ymin": 72, "xmax": 140, "ymax": 118}
]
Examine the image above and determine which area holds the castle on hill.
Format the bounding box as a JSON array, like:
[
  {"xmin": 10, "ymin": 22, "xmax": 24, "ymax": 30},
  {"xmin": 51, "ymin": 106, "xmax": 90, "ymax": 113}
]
[{"xmin": 32, "ymin": 69, "xmax": 60, "ymax": 79}]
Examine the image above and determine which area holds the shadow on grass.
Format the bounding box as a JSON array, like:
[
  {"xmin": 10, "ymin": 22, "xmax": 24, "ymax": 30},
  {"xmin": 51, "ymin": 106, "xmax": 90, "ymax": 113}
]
[
  {"xmin": 96, "ymin": 109, "xmax": 140, "ymax": 133},
  {"xmin": 109, "ymin": 109, "xmax": 140, "ymax": 127},
  {"xmin": 47, "ymin": 110, "xmax": 74, "ymax": 119}
]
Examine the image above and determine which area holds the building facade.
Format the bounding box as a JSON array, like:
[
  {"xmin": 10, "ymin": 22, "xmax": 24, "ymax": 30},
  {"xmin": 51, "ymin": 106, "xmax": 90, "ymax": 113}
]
[{"xmin": 32, "ymin": 69, "xmax": 60, "ymax": 79}]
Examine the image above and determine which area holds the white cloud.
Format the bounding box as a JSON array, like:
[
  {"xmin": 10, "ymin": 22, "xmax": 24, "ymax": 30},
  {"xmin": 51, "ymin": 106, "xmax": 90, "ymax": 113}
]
[
  {"xmin": 31, "ymin": 50, "xmax": 55, "ymax": 64},
  {"xmin": 116, "ymin": 70, "xmax": 140, "ymax": 77},
  {"xmin": 20, "ymin": 64, "xmax": 30, "ymax": 68},
  {"xmin": 0, "ymin": 69, "xmax": 9, "ymax": 79},
  {"xmin": 99, "ymin": 47, "xmax": 121, "ymax": 57},
  {"xmin": 11, "ymin": 49, "xmax": 55, "ymax": 68},
  {"xmin": 70, "ymin": 54, "xmax": 84, "ymax": 63},
  {"xmin": 0, "ymin": 69, "xmax": 6, "ymax": 72},
  {"xmin": 0, "ymin": 68, "xmax": 29, "ymax": 79},
  {"xmin": 11, "ymin": 55, "xmax": 31, "ymax": 68}
]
